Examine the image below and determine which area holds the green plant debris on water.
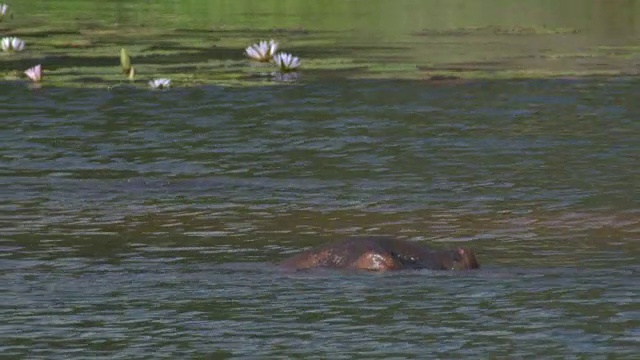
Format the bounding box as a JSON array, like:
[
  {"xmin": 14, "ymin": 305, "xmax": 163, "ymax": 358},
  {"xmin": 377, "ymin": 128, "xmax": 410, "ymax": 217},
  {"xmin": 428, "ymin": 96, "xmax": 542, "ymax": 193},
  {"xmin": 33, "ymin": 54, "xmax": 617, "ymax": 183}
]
[{"xmin": 1, "ymin": 4, "xmax": 639, "ymax": 88}]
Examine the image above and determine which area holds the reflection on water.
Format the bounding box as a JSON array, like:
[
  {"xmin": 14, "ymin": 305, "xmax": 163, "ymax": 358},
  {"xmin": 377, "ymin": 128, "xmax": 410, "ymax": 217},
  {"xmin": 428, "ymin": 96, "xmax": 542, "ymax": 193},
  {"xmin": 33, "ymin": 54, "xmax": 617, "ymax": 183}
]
[{"xmin": 0, "ymin": 77, "xmax": 638, "ymax": 357}]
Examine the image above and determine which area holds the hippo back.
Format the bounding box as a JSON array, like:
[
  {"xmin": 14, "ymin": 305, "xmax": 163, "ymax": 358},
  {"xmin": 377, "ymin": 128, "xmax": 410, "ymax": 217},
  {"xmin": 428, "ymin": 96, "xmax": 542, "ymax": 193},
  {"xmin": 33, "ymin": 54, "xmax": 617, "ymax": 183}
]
[
  {"xmin": 279, "ymin": 237, "xmax": 396, "ymax": 270},
  {"xmin": 279, "ymin": 237, "xmax": 479, "ymax": 271}
]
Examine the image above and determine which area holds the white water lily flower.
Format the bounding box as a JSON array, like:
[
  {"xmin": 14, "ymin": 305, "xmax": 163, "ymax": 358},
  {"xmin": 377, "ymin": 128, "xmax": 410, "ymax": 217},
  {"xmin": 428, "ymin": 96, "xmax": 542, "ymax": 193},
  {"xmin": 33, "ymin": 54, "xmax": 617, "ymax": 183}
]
[
  {"xmin": 0, "ymin": 3, "xmax": 8, "ymax": 17},
  {"xmin": 245, "ymin": 39, "xmax": 278, "ymax": 62},
  {"xmin": 1, "ymin": 36, "xmax": 25, "ymax": 52},
  {"xmin": 24, "ymin": 64, "xmax": 42, "ymax": 82},
  {"xmin": 1, "ymin": 37, "xmax": 10, "ymax": 51},
  {"xmin": 11, "ymin": 37, "xmax": 25, "ymax": 51},
  {"xmin": 149, "ymin": 78, "xmax": 171, "ymax": 90},
  {"xmin": 273, "ymin": 52, "xmax": 301, "ymax": 72}
]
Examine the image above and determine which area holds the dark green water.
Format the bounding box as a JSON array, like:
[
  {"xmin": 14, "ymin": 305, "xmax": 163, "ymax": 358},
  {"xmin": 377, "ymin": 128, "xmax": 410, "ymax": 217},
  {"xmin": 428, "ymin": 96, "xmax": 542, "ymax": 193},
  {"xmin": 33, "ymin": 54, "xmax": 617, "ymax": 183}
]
[{"xmin": 2, "ymin": 1, "xmax": 640, "ymax": 358}]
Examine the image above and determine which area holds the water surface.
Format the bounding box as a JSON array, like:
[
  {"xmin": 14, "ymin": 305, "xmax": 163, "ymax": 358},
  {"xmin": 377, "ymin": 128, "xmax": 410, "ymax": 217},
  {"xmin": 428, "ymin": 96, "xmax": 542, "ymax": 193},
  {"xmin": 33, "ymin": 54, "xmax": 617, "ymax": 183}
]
[{"xmin": 1, "ymin": 1, "xmax": 640, "ymax": 358}]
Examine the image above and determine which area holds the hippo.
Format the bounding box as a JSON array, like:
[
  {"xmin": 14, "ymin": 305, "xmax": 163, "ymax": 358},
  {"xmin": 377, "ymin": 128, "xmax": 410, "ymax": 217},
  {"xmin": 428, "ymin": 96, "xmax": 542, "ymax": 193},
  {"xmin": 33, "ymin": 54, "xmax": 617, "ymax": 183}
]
[{"xmin": 279, "ymin": 237, "xmax": 479, "ymax": 272}]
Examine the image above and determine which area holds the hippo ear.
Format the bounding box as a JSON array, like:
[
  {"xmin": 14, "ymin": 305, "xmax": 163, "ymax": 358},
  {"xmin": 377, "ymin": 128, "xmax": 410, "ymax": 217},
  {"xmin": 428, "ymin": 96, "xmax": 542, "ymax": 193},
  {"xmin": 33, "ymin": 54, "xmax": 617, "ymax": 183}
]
[
  {"xmin": 457, "ymin": 248, "xmax": 465, "ymax": 256},
  {"xmin": 449, "ymin": 248, "xmax": 462, "ymax": 261}
]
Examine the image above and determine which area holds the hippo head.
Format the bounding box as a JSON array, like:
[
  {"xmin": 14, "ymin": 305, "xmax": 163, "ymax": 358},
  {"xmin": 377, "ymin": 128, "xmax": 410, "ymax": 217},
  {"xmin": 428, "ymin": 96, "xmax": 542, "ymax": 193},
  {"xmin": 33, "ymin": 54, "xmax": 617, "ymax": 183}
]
[{"xmin": 449, "ymin": 248, "xmax": 480, "ymax": 270}]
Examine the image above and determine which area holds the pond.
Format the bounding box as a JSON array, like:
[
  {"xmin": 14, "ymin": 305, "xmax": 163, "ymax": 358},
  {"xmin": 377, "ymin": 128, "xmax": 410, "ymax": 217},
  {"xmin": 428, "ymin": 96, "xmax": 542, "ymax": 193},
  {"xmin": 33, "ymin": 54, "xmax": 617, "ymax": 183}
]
[{"xmin": 1, "ymin": 1, "xmax": 639, "ymax": 358}]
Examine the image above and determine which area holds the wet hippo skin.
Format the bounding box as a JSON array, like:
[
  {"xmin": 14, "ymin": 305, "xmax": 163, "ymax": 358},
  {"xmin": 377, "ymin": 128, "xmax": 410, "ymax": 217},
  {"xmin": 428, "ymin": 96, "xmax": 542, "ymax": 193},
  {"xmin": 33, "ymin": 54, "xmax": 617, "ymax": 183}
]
[{"xmin": 279, "ymin": 237, "xmax": 479, "ymax": 272}]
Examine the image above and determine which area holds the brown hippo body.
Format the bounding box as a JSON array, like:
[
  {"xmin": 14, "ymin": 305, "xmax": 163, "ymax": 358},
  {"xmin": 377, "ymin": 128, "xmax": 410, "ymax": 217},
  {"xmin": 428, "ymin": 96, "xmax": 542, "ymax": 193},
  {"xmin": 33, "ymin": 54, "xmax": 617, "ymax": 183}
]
[{"xmin": 279, "ymin": 237, "xmax": 479, "ymax": 272}]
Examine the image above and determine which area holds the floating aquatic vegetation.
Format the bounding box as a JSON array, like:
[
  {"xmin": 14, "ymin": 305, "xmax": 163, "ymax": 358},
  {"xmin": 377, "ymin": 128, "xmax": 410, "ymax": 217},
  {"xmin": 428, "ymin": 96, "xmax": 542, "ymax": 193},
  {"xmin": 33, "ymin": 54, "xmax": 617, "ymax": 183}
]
[
  {"xmin": 24, "ymin": 64, "xmax": 42, "ymax": 82},
  {"xmin": 1, "ymin": 37, "xmax": 25, "ymax": 52},
  {"xmin": 245, "ymin": 40, "xmax": 278, "ymax": 62},
  {"xmin": 273, "ymin": 52, "xmax": 300, "ymax": 72},
  {"xmin": 149, "ymin": 78, "xmax": 171, "ymax": 90}
]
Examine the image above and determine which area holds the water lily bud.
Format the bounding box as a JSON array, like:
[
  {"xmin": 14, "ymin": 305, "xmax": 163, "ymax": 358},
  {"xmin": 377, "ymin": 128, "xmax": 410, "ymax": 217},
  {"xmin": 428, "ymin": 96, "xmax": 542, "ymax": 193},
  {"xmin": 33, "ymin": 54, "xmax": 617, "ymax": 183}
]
[{"xmin": 120, "ymin": 48, "xmax": 132, "ymax": 74}]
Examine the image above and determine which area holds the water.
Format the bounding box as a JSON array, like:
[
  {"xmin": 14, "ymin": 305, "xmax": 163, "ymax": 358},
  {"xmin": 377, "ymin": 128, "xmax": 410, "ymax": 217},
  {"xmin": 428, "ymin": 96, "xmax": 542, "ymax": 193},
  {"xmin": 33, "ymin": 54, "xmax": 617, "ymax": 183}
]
[
  {"xmin": 2, "ymin": 1, "xmax": 640, "ymax": 358},
  {"xmin": 1, "ymin": 77, "xmax": 638, "ymax": 358}
]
